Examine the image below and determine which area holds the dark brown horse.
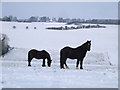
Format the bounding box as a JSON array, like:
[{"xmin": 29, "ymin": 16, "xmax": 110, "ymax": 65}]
[
  {"xmin": 28, "ymin": 49, "xmax": 52, "ymax": 67},
  {"xmin": 60, "ymin": 40, "xmax": 91, "ymax": 69}
]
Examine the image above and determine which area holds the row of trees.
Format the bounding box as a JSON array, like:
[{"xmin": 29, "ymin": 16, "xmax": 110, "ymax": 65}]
[
  {"xmin": 0, "ymin": 15, "xmax": 119, "ymax": 25},
  {"xmin": 46, "ymin": 24, "xmax": 106, "ymax": 30}
]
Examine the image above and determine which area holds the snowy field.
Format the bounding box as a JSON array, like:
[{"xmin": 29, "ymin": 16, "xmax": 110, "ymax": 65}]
[{"xmin": 0, "ymin": 21, "xmax": 118, "ymax": 88}]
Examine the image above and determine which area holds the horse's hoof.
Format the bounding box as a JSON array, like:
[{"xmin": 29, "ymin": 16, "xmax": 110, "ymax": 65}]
[
  {"xmin": 42, "ymin": 65, "xmax": 46, "ymax": 67},
  {"xmin": 66, "ymin": 66, "xmax": 69, "ymax": 69},
  {"xmin": 80, "ymin": 67, "xmax": 83, "ymax": 69},
  {"xmin": 76, "ymin": 67, "xmax": 79, "ymax": 69},
  {"xmin": 28, "ymin": 65, "xmax": 31, "ymax": 66},
  {"xmin": 60, "ymin": 67, "xmax": 65, "ymax": 69}
]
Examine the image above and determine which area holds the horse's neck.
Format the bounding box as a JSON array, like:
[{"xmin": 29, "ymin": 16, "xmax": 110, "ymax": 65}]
[
  {"xmin": 47, "ymin": 54, "xmax": 51, "ymax": 61},
  {"xmin": 76, "ymin": 43, "xmax": 87, "ymax": 51}
]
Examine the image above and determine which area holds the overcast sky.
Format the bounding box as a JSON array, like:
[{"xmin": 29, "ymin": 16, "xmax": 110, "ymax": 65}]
[{"xmin": 2, "ymin": 2, "xmax": 118, "ymax": 19}]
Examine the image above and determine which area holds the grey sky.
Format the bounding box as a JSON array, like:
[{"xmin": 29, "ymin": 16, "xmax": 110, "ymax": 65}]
[{"xmin": 2, "ymin": 2, "xmax": 118, "ymax": 19}]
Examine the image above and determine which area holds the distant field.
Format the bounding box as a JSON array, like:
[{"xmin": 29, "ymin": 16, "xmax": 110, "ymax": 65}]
[{"xmin": 0, "ymin": 21, "xmax": 118, "ymax": 88}]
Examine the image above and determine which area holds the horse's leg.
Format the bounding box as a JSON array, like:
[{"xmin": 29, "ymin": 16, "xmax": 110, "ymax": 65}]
[
  {"xmin": 28, "ymin": 57, "xmax": 32, "ymax": 66},
  {"xmin": 65, "ymin": 63, "xmax": 69, "ymax": 69},
  {"xmin": 28, "ymin": 60, "xmax": 31, "ymax": 66},
  {"xmin": 65, "ymin": 60, "xmax": 69, "ymax": 69},
  {"xmin": 62, "ymin": 58, "xmax": 67, "ymax": 69},
  {"xmin": 60, "ymin": 54, "xmax": 65, "ymax": 69},
  {"xmin": 60, "ymin": 61, "xmax": 63, "ymax": 69},
  {"xmin": 62, "ymin": 63, "xmax": 65, "ymax": 69},
  {"xmin": 28, "ymin": 52, "xmax": 32, "ymax": 66},
  {"xmin": 60, "ymin": 59, "xmax": 65, "ymax": 69},
  {"xmin": 60, "ymin": 60, "xmax": 65, "ymax": 69},
  {"xmin": 42, "ymin": 59, "xmax": 46, "ymax": 67},
  {"xmin": 60, "ymin": 60, "xmax": 62, "ymax": 68},
  {"xmin": 80, "ymin": 59, "xmax": 83, "ymax": 69},
  {"xmin": 76, "ymin": 59, "xmax": 79, "ymax": 69}
]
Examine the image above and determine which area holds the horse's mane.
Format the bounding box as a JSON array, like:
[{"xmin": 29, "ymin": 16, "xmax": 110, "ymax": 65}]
[{"xmin": 76, "ymin": 41, "xmax": 88, "ymax": 50}]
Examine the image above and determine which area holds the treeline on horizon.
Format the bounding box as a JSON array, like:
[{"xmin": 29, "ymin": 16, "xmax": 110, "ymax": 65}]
[{"xmin": 0, "ymin": 16, "xmax": 120, "ymax": 25}]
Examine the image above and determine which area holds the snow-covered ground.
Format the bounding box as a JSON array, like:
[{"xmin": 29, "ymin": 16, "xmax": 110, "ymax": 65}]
[{"xmin": 0, "ymin": 21, "xmax": 118, "ymax": 88}]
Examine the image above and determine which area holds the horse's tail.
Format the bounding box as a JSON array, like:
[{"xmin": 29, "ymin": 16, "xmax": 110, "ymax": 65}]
[{"xmin": 28, "ymin": 52, "xmax": 31, "ymax": 61}]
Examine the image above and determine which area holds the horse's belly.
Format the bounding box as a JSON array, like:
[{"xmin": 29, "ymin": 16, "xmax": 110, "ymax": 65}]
[
  {"xmin": 67, "ymin": 55, "xmax": 77, "ymax": 59},
  {"xmin": 34, "ymin": 55, "xmax": 43, "ymax": 59},
  {"xmin": 35, "ymin": 57, "xmax": 42, "ymax": 59},
  {"xmin": 67, "ymin": 52, "xmax": 80, "ymax": 59}
]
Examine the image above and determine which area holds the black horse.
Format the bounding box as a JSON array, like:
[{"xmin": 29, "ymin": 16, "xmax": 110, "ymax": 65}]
[
  {"xmin": 28, "ymin": 49, "xmax": 52, "ymax": 67},
  {"xmin": 60, "ymin": 40, "xmax": 91, "ymax": 69}
]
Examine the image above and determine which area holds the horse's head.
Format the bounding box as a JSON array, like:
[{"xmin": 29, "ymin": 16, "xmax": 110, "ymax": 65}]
[
  {"xmin": 47, "ymin": 60, "xmax": 52, "ymax": 67},
  {"xmin": 86, "ymin": 40, "xmax": 91, "ymax": 51}
]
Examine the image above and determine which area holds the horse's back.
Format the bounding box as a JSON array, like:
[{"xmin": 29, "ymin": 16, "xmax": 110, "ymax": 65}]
[
  {"xmin": 40, "ymin": 50, "xmax": 49, "ymax": 55},
  {"xmin": 60, "ymin": 46, "xmax": 86, "ymax": 59},
  {"xmin": 29, "ymin": 49, "xmax": 49, "ymax": 55},
  {"xmin": 41, "ymin": 50, "xmax": 48, "ymax": 53},
  {"xmin": 28, "ymin": 49, "xmax": 50, "ymax": 59},
  {"xmin": 61, "ymin": 46, "xmax": 73, "ymax": 51},
  {"xmin": 28, "ymin": 49, "xmax": 37, "ymax": 54},
  {"xmin": 60, "ymin": 46, "xmax": 75, "ymax": 57},
  {"xmin": 29, "ymin": 49, "xmax": 38, "ymax": 53}
]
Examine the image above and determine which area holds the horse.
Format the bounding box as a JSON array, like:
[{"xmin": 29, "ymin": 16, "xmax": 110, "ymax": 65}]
[
  {"xmin": 60, "ymin": 40, "xmax": 91, "ymax": 69},
  {"xmin": 28, "ymin": 49, "xmax": 52, "ymax": 67}
]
